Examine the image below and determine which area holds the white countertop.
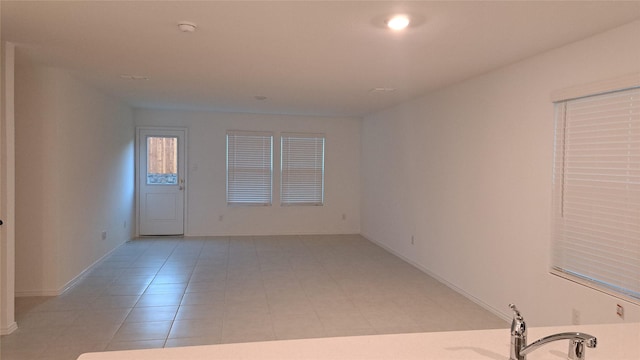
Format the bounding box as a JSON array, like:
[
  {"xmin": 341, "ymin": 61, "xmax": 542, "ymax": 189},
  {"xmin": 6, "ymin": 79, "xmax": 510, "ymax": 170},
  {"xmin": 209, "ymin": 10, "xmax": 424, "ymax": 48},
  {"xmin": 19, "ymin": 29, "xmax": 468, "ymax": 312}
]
[{"xmin": 78, "ymin": 323, "xmax": 640, "ymax": 360}]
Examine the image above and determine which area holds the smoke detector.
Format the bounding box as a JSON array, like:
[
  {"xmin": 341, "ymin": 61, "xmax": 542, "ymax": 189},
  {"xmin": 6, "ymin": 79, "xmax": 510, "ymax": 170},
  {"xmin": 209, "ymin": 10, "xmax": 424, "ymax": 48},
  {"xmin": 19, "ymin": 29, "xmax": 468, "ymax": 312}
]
[{"xmin": 177, "ymin": 21, "xmax": 198, "ymax": 33}]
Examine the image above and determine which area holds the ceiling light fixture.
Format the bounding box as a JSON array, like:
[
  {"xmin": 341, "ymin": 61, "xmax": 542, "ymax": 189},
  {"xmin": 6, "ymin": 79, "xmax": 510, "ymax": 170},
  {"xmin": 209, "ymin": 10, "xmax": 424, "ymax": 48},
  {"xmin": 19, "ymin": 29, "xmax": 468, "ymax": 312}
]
[
  {"xmin": 254, "ymin": 95, "xmax": 268, "ymax": 101},
  {"xmin": 386, "ymin": 15, "xmax": 410, "ymax": 30},
  {"xmin": 177, "ymin": 21, "xmax": 198, "ymax": 33}
]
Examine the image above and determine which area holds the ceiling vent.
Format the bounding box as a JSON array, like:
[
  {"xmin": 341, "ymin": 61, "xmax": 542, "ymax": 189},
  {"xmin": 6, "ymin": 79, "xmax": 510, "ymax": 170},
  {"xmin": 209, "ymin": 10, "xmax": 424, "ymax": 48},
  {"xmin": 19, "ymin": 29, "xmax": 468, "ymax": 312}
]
[{"xmin": 369, "ymin": 87, "xmax": 397, "ymax": 93}]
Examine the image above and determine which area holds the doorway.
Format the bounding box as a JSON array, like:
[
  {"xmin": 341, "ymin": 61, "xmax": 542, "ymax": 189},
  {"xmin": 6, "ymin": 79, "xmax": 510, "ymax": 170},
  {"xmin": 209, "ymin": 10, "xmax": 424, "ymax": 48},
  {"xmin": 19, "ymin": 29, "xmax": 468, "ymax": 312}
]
[{"xmin": 137, "ymin": 127, "xmax": 186, "ymax": 235}]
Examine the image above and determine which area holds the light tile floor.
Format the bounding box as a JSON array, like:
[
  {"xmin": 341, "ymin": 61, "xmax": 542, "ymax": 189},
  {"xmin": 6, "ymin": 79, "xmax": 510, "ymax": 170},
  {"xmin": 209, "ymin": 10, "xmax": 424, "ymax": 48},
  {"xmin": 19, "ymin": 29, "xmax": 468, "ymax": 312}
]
[{"xmin": 0, "ymin": 235, "xmax": 507, "ymax": 360}]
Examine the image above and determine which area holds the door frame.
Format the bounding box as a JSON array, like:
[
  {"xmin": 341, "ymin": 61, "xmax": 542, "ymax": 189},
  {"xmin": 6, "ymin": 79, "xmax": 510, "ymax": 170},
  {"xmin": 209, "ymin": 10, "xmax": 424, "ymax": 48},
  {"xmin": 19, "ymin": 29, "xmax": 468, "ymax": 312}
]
[
  {"xmin": 1, "ymin": 42, "xmax": 17, "ymax": 335},
  {"xmin": 135, "ymin": 126, "xmax": 188, "ymax": 237}
]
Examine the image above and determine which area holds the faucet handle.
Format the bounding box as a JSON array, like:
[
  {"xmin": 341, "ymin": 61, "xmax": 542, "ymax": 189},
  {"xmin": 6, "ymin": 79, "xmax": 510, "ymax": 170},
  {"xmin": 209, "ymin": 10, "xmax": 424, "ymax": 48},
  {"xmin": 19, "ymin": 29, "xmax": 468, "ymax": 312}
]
[
  {"xmin": 509, "ymin": 304, "xmax": 523, "ymax": 319},
  {"xmin": 509, "ymin": 304, "xmax": 526, "ymax": 338},
  {"xmin": 569, "ymin": 335, "xmax": 597, "ymax": 360}
]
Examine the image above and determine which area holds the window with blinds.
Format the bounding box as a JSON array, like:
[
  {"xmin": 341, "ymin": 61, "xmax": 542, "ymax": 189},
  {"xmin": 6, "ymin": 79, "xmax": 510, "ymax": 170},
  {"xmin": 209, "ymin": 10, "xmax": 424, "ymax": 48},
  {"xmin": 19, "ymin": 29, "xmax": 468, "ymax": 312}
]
[
  {"xmin": 551, "ymin": 86, "xmax": 640, "ymax": 302},
  {"xmin": 226, "ymin": 131, "xmax": 273, "ymax": 205},
  {"xmin": 281, "ymin": 133, "xmax": 325, "ymax": 206}
]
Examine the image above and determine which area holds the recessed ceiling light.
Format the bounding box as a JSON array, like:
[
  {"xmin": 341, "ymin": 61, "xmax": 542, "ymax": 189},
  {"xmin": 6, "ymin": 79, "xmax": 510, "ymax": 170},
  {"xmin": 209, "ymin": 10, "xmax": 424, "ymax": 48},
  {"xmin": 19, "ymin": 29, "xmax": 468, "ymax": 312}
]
[
  {"xmin": 386, "ymin": 15, "xmax": 410, "ymax": 30},
  {"xmin": 254, "ymin": 95, "xmax": 268, "ymax": 101},
  {"xmin": 177, "ymin": 21, "xmax": 197, "ymax": 33}
]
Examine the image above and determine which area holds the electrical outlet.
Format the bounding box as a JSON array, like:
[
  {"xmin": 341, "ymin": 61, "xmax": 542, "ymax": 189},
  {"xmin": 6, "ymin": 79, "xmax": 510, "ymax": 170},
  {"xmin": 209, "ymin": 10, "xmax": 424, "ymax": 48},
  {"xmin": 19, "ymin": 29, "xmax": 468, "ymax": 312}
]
[
  {"xmin": 101, "ymin": 231, "xmax": 107, "ymax": 241},
  {"xmin": 218, "ymin": 215, "xmax": 224, "ymax": 221},
  {"xmin": 342, "ymin": 213, "xmax": 347, "ymax": 221},
  {"xmin": 123, "ymin": 221, "xmax": 127, "ymax": 229},
  {"xmin": 572, "ymin": 308, "xmax": 581, "ymax": 325},
  {"xmin": 616, "ymin": 304, "xmax": 624, "ymax": 319},
  {"xmin": 411, "ymin": 235, "xmax": 415, "ymax": 245}
]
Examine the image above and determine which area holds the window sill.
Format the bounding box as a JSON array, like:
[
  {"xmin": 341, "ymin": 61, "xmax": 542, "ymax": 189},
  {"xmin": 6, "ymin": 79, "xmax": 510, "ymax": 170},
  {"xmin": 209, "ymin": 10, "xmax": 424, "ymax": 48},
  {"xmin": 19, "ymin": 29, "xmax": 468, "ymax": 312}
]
[{"xmin": 550, "ymin": 268, "xmax": 640, "ymax": 306}]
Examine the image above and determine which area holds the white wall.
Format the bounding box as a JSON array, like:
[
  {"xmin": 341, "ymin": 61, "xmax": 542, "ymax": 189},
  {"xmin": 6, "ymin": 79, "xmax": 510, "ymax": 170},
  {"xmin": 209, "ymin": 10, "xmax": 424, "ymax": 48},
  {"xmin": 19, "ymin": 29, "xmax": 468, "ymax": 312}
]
[
  {"xmin": 361, "ymin": 20, "xmax": 640, "ymax": 326},
  {"xmin": 15, "ymin": 57, "xmax": 135, "ymax": 295},
  {"xmin": 135, "ymin": 109, "xmax": 361, "ymax": 236}
]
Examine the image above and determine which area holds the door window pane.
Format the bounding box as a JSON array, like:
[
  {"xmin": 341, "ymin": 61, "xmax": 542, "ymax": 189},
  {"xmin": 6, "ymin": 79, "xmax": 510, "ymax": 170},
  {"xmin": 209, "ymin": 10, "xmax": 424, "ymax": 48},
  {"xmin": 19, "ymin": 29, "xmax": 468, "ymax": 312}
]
[{"xmin": 147, "ymin": 136, "xmax": 178, "ymax": 185}]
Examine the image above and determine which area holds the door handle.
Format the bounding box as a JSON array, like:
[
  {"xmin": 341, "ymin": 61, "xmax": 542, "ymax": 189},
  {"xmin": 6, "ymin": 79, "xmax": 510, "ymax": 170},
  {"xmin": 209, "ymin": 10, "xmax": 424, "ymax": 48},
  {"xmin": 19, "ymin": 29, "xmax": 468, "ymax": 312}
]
[{"xmin": 179, "ymin": 186, "xmax": 184, "ymax": 191}]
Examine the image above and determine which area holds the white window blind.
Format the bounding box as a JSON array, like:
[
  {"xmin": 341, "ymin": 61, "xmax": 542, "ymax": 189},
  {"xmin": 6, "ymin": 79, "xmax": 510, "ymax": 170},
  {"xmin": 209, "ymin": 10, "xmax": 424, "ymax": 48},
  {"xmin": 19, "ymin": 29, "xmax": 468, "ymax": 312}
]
[
  {"xmin": 281, "ymin": 133, "xmax": 325, "ymax": 206},
  {"xmin": 551, "ymin": 87, "xmax": 640, "ymax": 302},
  {"xmin": 226, "ymin": 131, "xmax": 273, "ymax": 205}
]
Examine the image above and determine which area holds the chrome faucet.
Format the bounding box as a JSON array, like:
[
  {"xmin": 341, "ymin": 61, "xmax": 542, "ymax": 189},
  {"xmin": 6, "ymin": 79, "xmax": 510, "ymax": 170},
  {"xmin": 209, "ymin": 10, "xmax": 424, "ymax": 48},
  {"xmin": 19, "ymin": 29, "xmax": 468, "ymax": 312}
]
[{"xmin": 509, "ymin": 304, "xmax": 597, "ymax": 360}]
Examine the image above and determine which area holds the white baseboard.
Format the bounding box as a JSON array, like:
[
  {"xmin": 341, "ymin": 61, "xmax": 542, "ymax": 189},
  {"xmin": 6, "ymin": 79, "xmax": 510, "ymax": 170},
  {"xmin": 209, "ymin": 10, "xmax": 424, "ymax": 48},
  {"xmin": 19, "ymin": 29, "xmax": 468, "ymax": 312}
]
[
  {"xmin": 362, "ymin": 232, "xmax": 510, "ymax": 323},
  {"xmin": 0, "ymin": 321, "xmax": 18, "ymax": 335},
  {"xmin": 175, "ymin": 232, "xmax": 362, "ymax": 238},
  {"xmin": 15, "ymin": 240, "xmax": 128, "ymax": 297},
  {"xmin": 14, "ymin": 289, "xmax": 61, "ymax": 297}
]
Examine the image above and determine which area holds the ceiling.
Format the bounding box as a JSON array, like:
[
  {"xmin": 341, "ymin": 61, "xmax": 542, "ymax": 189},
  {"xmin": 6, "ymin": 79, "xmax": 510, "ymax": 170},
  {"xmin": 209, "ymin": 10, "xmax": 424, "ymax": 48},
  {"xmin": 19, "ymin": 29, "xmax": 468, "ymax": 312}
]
[{"xmin": 3, "ymin": 1, "xmax": 640, "ymax": 117}]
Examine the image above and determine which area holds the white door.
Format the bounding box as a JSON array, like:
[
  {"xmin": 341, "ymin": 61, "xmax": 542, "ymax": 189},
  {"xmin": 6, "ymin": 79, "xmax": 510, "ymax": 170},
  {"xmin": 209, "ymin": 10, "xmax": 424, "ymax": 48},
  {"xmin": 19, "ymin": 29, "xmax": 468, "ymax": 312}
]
[{"xmin": 138, "ymin": 128, "xmax": 186, "ymax": 235}]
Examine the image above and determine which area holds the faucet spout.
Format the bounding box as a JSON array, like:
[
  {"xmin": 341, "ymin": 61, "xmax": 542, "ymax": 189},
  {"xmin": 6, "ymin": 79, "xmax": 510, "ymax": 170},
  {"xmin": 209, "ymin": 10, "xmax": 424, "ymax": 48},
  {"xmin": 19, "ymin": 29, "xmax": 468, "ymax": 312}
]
[{"xmin": 521, "ymin": 332, "xmax": 597, "ymax": 359}]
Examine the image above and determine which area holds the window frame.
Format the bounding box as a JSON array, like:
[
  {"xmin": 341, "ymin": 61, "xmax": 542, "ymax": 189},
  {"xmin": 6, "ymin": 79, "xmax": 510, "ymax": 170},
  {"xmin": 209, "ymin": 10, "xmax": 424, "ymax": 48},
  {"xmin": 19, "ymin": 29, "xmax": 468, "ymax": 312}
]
[
  {"xmin": 280, "ymin": 132, "xmax": 326, "ymax": 206},
  {"xmin": 226, "ymin": 130, "xmax": 274, "ymax": 206},
  {"xmin": 550, "ymin": 82, "xmax": 640, "ymax": 304}
]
